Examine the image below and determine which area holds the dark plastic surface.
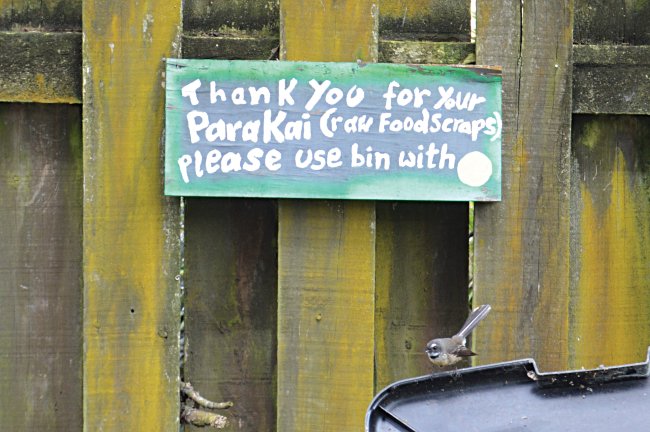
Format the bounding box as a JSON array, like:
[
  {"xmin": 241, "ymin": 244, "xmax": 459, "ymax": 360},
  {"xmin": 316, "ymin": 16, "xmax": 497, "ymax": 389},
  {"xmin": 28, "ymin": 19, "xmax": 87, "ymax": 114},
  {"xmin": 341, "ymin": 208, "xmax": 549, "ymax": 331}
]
[{"xmin": 366, "ymin": 347, "xmax": 650, "ymax": 432}]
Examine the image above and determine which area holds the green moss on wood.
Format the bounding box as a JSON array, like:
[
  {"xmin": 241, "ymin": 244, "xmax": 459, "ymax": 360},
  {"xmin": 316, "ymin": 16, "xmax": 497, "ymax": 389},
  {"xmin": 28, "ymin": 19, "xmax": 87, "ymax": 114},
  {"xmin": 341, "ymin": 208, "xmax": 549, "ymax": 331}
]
[
  {"xmin": 0, "ymin": 0, "xmax": 81, "ymax": 31},
  {"xmin": 574, "ymin": 44, "xmax": 650, "ymax": 66},
  {"xmin": 0, "ymin": 31, "xmax": 81, "ymax": 103},
  {"xmin": 379, "ymin": 0, "xmax": 470, "ymax": 41},
  {"xmin": 182, "ymin": 35, "xmax": 278, "ymax": 60},
  {"xmin": 570, "ymin": 115, "xmax": 650, "ymax": 368},
  {"xmin": 573, "ymin": 46, "xmax": 650, "ymax": 114},
  {"xmin": 183, "ymin": 0, "xmax": 279, "ymax": 35},
  {"xmin": 575, "ymin": 0, "xmax": 650, "ymax": 45},
  {"xmin": 379, "ymin": 40, "xmax": 474, "ymax": 64}
]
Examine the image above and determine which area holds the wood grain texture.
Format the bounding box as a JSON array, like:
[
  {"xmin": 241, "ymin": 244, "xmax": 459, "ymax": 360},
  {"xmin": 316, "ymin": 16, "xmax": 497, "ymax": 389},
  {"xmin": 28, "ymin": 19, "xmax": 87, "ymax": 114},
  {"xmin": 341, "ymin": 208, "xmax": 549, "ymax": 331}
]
[
  {"xmin": 184, "ymin": 199, "xmax": 277, "ymax": 431},
  {"xmin": 182, "ymin": 35, "xmax": 279, "ymax": 60},
  {"xmin": 376, "ymin": 30, "xmax": 471, "ymax": 388},
  {"xmin": 570, "ymin": 115, "xmax": 650, "ymax": 369},
  {"xmin": 0, "ymin": 0, "xmax": 80, "ymax": 31},
  {"xmin": 379, "ymin": 0, "xmax": 470, "ymax": 41},
  {"xmin": 183, "ymin": 0, "xmax": 279, "ymax": 35},
  {"xmin": 82, "ymin": 2, "xmax": 182, "ymax": 430},
  {"xmin": 379, "ymin": 40, "xmax": 474, "ymax": 64},
  {"xmin": 277, "ymin": 201, "xmax": 375, "ymax": 431},
  {"xmin": 278, "ymin": 3, "xmax": 377, "ymax": 429},
  {"xmin": 574, "ymin": 0, "xmax": 650, "ymax": 45},
  {"xmin": 573, "ymin": 45, "xmax": 650, "ymax": 115},
  {"xmin": 473, "ymin": 0, "xmax": 574, "ymax": 371},
  {"xmin": 0, "ymin": 32, "xmax": 81, "ymax": 103},
  {"xmin": 0, "ymin": 104, "xmax": 82, "ymax": 431},
  {"xmin": 280, "ymin": 0, "xmax": 378, "ymax": 63},
  {"xmin": 375, "ymin": 202, "xmax": 469, "ymax": 389},
  {"xmin": 181, "ymin": 32, "xmax": 279, "ymax": 432}
]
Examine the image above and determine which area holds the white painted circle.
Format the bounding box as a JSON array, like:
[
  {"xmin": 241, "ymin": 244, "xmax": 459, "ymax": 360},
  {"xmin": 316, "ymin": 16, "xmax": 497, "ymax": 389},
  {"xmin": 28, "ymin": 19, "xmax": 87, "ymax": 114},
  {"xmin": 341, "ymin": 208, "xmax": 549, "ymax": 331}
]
[{"xmin": 457, "ymin": 151, "xmax": 493, "ymax": 187}]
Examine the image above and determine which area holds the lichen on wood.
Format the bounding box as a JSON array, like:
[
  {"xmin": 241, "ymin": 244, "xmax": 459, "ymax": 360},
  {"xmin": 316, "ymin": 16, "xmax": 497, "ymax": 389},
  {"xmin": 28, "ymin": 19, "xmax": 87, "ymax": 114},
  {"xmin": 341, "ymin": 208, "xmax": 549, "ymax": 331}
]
[
  {"xmin": 570, "ymin": 115, "xmax": 650, "ymax": 369},
  {"xmin": 379, "ymin": 40, "xmax": 474, "ymax": 64},
  {"xmin": 574, "ymin": 0, "xmax": 650, "ymax": 45},
  {"xmin": 379, "ymin": 0, "xmax": 470, "ymax": 41},
  {"xmin": 82, "ymin": 1, "xmax": 183, "ymax": 430},
  {"xmin": 182, "ymin": 35, "xmax": 278, "ymax": 60},
  {"xmin": 180, "ymin": 381, "xmax": 233, "ymax": 429},
  {"xmin": 183, "ymin": 0, "xmax": 279, "ymax": 36},
  {"xmin": 0, "ymin": 0, "xmax": 81, "ymax": 31},
  {"xmin": 573, "ymin": 45, "xmax": 650, "ymax": 114},
  {"xmin": 0, "ymin": 31, "xmax": 81, "ymax": 103}
]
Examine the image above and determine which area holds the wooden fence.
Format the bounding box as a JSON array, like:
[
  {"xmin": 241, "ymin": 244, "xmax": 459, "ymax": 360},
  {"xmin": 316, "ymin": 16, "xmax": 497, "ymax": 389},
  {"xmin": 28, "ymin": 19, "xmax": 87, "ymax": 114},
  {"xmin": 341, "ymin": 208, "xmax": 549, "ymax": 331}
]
[{"xmin": 0, "ymin": 0, "xmax": 648, "ymax": 430}]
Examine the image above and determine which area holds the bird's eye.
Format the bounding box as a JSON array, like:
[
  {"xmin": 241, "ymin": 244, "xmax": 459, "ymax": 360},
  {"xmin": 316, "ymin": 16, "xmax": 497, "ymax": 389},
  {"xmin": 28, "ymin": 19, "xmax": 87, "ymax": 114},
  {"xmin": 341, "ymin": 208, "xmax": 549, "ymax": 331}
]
[{"xmin": 431, "ymin": 344, "xmax": 439, "ymax": 352}]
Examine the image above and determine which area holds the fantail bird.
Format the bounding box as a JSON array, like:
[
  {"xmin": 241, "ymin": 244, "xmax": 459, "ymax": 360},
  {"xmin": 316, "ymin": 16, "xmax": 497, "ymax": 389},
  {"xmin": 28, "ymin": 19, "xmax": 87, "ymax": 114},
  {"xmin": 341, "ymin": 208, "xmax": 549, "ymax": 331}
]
[{"xmin": 425, "ymin": 304, "xmax": 491, "ymax": 367}]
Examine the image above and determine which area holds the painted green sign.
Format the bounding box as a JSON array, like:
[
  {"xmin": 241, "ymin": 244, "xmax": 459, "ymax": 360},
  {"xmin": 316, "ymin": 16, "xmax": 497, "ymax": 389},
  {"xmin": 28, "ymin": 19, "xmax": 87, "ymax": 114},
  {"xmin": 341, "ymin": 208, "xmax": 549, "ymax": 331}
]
[{"xmin": 165, "ymin": 59, "xmax": 502, "ymax": 201}]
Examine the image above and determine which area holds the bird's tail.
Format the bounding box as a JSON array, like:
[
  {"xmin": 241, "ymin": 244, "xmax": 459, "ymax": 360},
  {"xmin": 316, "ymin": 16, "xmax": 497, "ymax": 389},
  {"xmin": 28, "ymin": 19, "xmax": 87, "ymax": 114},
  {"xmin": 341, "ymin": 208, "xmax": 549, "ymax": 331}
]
[{"xmin": 455, "ymin": 304, "xmax": 491, "ymax": 339}]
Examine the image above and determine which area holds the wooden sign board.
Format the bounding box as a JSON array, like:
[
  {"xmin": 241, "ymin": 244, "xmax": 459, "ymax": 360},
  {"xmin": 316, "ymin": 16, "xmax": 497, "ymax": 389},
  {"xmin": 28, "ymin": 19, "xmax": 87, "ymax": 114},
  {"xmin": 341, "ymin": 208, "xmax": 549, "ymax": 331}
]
[{"xmin": 165, "ymin": 59, "xmax": 502, "ymax": 201}]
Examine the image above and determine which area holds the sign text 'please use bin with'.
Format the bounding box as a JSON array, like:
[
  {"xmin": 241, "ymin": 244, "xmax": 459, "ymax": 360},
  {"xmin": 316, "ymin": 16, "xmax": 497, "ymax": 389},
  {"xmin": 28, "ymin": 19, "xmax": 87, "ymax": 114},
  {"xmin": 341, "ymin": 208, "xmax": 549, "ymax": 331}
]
[{"xmin": 165, "ymin": 59, "xmax": 502, "ymax": 201}]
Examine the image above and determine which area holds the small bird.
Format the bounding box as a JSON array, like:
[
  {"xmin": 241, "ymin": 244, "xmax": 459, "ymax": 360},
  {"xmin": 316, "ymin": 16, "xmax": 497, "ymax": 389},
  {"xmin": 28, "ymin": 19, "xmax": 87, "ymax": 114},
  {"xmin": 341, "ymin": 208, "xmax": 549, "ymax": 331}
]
[{"xmin": 425, "ymin": 304, "xmax": 491, "ymax": 367}]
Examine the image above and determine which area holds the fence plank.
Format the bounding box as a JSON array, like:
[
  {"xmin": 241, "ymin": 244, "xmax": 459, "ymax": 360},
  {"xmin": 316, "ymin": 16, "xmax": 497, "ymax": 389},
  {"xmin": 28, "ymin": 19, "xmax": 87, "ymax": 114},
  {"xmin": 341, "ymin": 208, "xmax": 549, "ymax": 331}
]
[
  {"xmin": 379, "ymin": 40, "xmax": 474, "ymax": 64},
  {"xmin": 277, "ymin": 201, "xmax": 375, "ymax": 431},
  {"xmin": 376, "ymin": 0, "xmax": 472, "ymax": 386},
  {"xmin": 570, "ymin": 115, "xmax": 650, "ymax": 368},
  {"xmin": 184, "ymin": 199, "xmax": 278, "ymax": 431},
  {"xmin": 183, "ymin": 0, "xmax": 279, "ymax": 34},
  {"xmin": 375, "ymin": 202, "xmax": 469, "ymax": 389},
  {"xmin": 181, "ymin": 26, "xmax": 278, "ymax": 432},
  {"xmin": 182, "ymin": 35, "xmax": 279, "ymax": 60},
  {"xmin": 473, "ymin": 0, "xmax": 574, "ymax": 371},
  {"xmin": 0, "ymin": 103, "xmax": 82, "ymax": 431},
  {"xmin": 379, "ymin": 0, "xmax": 470, "ymax": 41},
  {"xmin": 280, "ymin": 0, "xmax": 378, "ymax": 62},
  {"xmin": 573, "ymin": 45, "xmax": 650, "ymax": 115},
  {"xmin": 82, "ymin": 2, "xmax": 182, "ymax": 431},
  {"xmin": 0, "ymin": 32, "xmax": 81, "ymax": 103},
  {"xmin": 574, "ymin": 0, "xmax": 650, "ymax": 45},
  {"xmin": 278, "ymin": 4, "xmax": 377, "ymax": 430},
  {"xmin": 0, "ymin": 0, "xmax": 80, "ymax": 31}
]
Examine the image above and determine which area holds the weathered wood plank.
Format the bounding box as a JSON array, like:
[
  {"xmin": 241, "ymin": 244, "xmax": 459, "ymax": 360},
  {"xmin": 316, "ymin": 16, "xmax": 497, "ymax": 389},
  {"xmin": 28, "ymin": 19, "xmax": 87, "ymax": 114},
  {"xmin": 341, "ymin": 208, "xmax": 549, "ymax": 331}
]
[
  {"xmin": 379, "ymin": 0, "xmax": 470, "ymax": 41},
  {"xmin": 473, "ymin": 0, "xmax": 574, "ymax": 371},
  {"xmin": 375, "ymin": 202, "xmax": 469, "ymax": 388},
  {"xmin": 574, "ymin": 44, "xmax": 650, "ymax": 66},
  {"xmin": 280, "ymin": 0, "xmax": 378, "ymax": 62},
  {"xmin": 570, "ymin": 115, "xmax": 650, "ymax": 369},
  {"xmin": 3, "ymin": 29, "xmax": 647, "ymax": 115},
  {"xmin": 376, "ymin": 31, "xmax": 472, "ymax": 388},
  {"xmin": 0, "ymin": 31, "xmax": 81, "ymax": 103},
  {"xmin": 573, "ymin": 45, "xmax": 650, "ymax": 114},
  {"xmin": 379, "ymin": 40, "xmax": 474, "ymax": 64},
  {"xmin": 0, "ymin": 0, "xmax": 80, "ymax": 31},
  {"xmin": 182, "ymin": 31, "xmax": 279, "ymax": 432},
  {"xmin": 184, "ymin": 199, "xmax": 277, "ymax": 431},
  {"xmin": 277, "ymin": 201, "xmax": 375, "ymax": 431},
  {"xmin": 182, "ymin": 35, "xmax": 278, "ymax": 60},
  {"xmin": 82, "ymin": 2, "xmax": 182, "ymax": 431},
  {"xmin": 278, "ymin": 3, "xmax": 377, "ymax": 430},
  {"xmin": 0, "ymin": 103, "xmax": 82, "ymax": 431},
  {"xmin": 574, "ymin": 0, "xmax": 650, "ymax": 45},
  {"xmin": 183, "ymin": 0, "xmax": 279, "ymax": 35}
]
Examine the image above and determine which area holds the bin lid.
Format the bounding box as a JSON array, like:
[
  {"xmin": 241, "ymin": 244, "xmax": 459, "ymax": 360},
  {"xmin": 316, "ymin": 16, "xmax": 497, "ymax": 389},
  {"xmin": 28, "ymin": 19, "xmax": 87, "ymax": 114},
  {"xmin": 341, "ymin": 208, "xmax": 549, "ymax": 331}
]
[{"xmin": 366, "ymin": 347, "xmax": 650, "ymax": 432}]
